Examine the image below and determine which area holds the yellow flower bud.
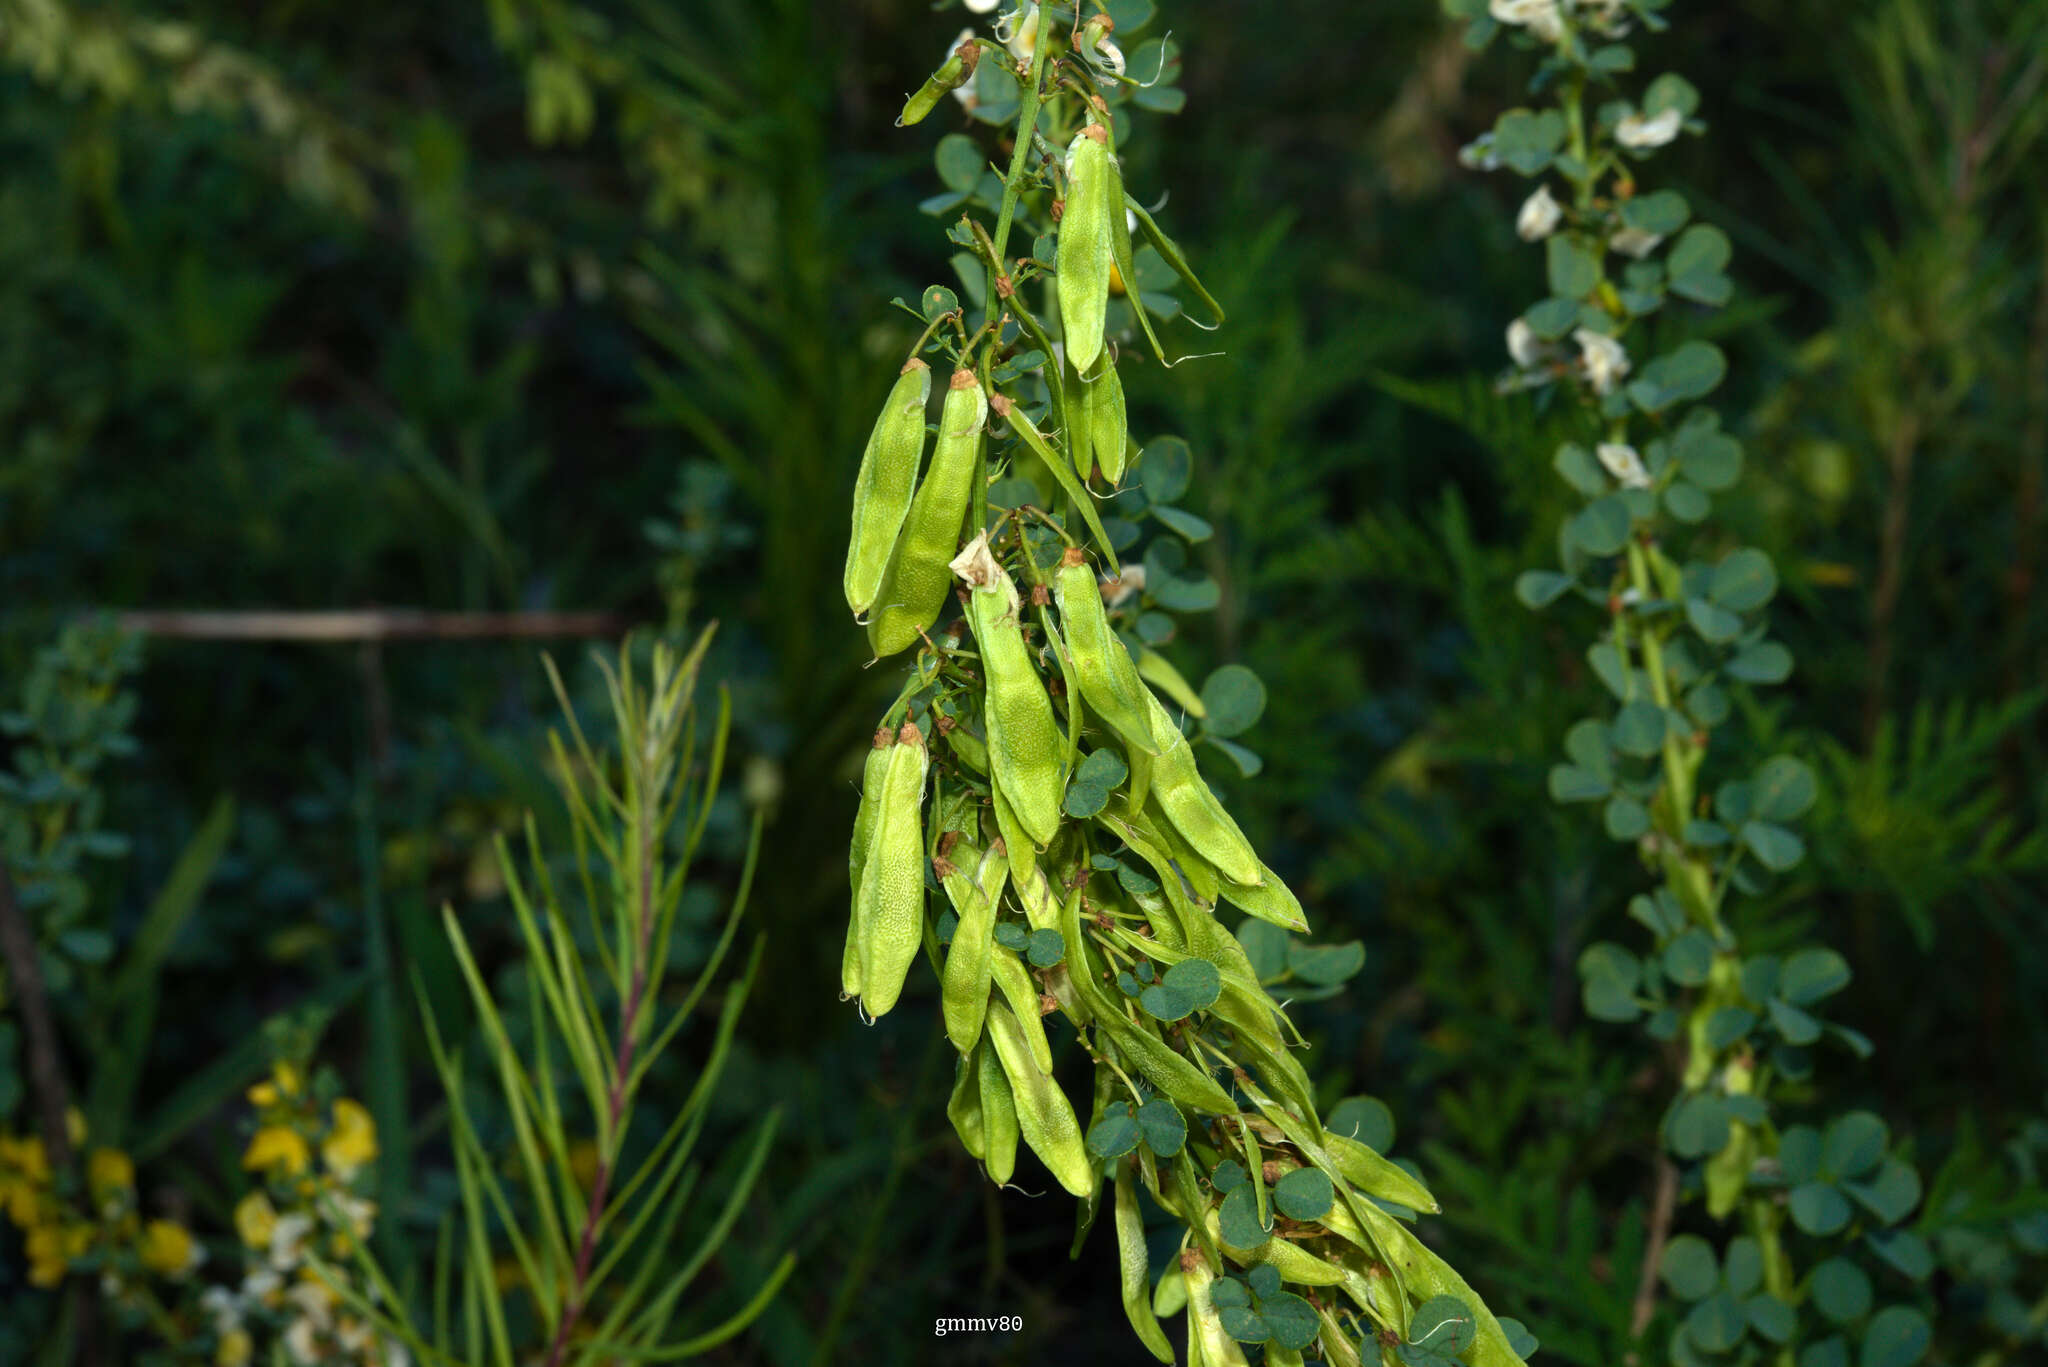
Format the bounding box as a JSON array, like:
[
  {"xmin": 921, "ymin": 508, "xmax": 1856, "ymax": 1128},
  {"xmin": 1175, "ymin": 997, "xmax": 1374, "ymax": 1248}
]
[
  {"xmin": 234, "ymin": 1191, "xmax": 277, "ymax": 1249},
  {"xmin": 320, "ymin": 1098, "xmax": 378, "ymax": 1179},
  {"xmin": 242, "ymin": 1125, "xmax": 311, "ymax": 1177},
  {"xmin": 88, "ymin": 1148, "xmax": 135, "ymax": 1207},
  {"xmin": 138, "ymin": 1218, "xmax": 198, "ymax": 1277}
]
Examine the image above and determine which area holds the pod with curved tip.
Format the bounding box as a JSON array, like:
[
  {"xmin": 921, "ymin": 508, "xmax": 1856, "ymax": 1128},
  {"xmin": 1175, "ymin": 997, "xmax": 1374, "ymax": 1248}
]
[
  {"xmin": 1324, "ymin": 1132, "xmax": 1440, "ymax": 1215},
  {"xmin": 1052, "ymin": 549, "xmax": 1161, "ymax": 755},
  {"xmin": 1182, "ymin": 1253, "xmax": 1252, "ymax": 1367},
  {"xmin": 940, "ymin": 839, "xmax": 1005, "ymax": 1054},
  {"xmin": 1220, "ymin": 862, "xmax": 1308, "ymax": 934},
  {"xmin": 991, "ymin": 950, "xmax": 1054, "ymax": 1074},
  {"xmin": 1201, "ymin": 1209, "xmax": 1348, "ymax": 1286},
  {"xmin": 854, "ymin": 724, "xmax": 930, "ymax": 1017},
  {"xmin": 869, "ymin": 370, "xmax": 987, "ymax": 658},
  {"xmin": 991, "ymin": 784, "xmax": 1061, "ymax": 933},
  {"xmin": 1116, "ymin": 1166, "xmax": 1176, "ymax": 1363},
  {"xmin": 842, "ymin": 728, "xmax": 895, "ymax": 998},
  {"xmin": 1078, "ymin": 357, "xmax": 1130, "ymax": 484},
  {"xmin": 978, "ymin": 1038, "xmax": 1019, "ymax": 1185},
  {"xmin": 1143, "ymin": 691, "xmax": 1262, "ymax": 887},
  {"xmin": 985, "ymin": 998, "xmax": 1095, "ymax": 1198},
  {"xmin": 947, "ymin": 1043, "xmax": 986, "ymax": 1160},
  {"xmin": 898, "ymin": 37, "xmax": 979, "ymax": 127},
  {"xmin": 1057, "ymin": 123, "xmax": 1114, "ymax": 376},
  {"xmin": 955, "ymin": 535, "xmax": 1064, "ymax": 848},
  {"xmin": 844, "ymin": 360, "xmax": 932, "ymax": 618}
]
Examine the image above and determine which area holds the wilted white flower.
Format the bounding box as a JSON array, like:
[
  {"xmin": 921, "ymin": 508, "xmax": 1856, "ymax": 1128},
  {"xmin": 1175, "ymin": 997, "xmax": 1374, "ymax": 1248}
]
[
  {"xmin": 1616, "ymin": 108, "xmax": 1683, "ymax": 149},
  {"xmin": 1506, "ymin": 318, "xmax": 1549, "ymax": 369},
  {"xmin": 998, "ymin": 3, "xmax": 1041, "ymax": 67},
  {"xmin": 1080, "ymin": 19, "xmax": 1125, "ymax": 77},
  {"xmin": 1516, "ymin": 185, "xmax": 1563, "ymax": 241},
  {"xmin": 1102, "ymin": 565, "xmax": 1146, "ymax": 608},
  {"xmin": 1490, "ymin": 0, "xmax": 1563, "ymax": 41},
  {"xmin": 946, "ymin": 28, "xmax": 978, "ymax": 108},
  {"xmin": 1597, "ymin": 442, "xmax": 1652, "ymax": 489},
  {"xmin": 1575, "ymin": 328, "xmax": 1631, "ymax": 395},
  {"xmin": 1611, "ymin": 226, "xmax": 1663, "ymax": 258}
]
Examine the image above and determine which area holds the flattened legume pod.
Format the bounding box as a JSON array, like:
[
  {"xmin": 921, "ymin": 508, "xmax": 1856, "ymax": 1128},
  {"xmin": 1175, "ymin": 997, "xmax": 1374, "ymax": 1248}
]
[
  {"xmin": 954, "ymin": 532, "xmax": 1064, "ymax": 848},
  {"xmin": 947, "ymin": 1042, "xmax": 986, "ymax": 1160},
  {"xmin": 985, "ymin": 997, "xmax": 1095, "ymax": 1198},
  {"xmin": 1058, "ymin": 123, "xmax": 1114, "ymax": 377},
  {"xmin": 897, "ymin": 36, "xmax": 979, "ymax": 128},
  {"xmin": 1143, "ymin": 690, "xmax": 1262, "ymax": 887},
  {"xmin": 1052, "ymin": 548, "xmax": 1161, "ymax": 755},
  {"xmin": 844, "ymin": 359, "xmax": 931, "ymax": 619},
  {"xmin": 1116, "ymin": 1165, "xmax": 1176, "ymax": 1363},
  {"xmin": 1219, "ymin": 861, "xmax": 1308, "ymax": 933},
  {"xmin": 842, "ymin": 727, "xmax": 895, "ymax": 999},
  {"xmin": 869, "ymin": 370, "xmax": 986, "ymax": 658},
  {"xmin": 1078, "ymin": 358, "xmax": 1130, "ymax": 484},
  {"xmin": 940, "ymin": 839, "xmax": 1005, "ymax": 1054},
  {"xmin": 978, "ymin": 1036, "xmax": 1019, "ymax": 1185},
  {"xmin": 1182, "ymin": 1252, "xmax": 1252, "ymax": 1367},
  {"xmin": 854, "ymin": 723, "xmax": 930, "ymax": 1017},
  {"xmin": 991, "ymin": 949, "xmax": 1054, "ymax": 1074}
]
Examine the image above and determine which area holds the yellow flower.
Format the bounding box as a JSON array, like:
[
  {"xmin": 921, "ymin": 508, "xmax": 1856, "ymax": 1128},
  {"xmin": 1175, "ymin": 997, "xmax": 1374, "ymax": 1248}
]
[
  {"xmin": 138, "ymin": 1218, "xmax": 199, "ymax": 1277},
  {"xmin": 65, "ymin": 1107, "xmax": 85, "ymax": 1148},
  {"xmin": 242, "ymin": 1125, "xmax": 311, "ymax": 1177},
  {"xmin": 321, "ymin": 1098, "xmax": 377, "ymax": 1179},
  {"xmin": 246, "ymin": 1060, "xmax": 304, "ymax": 1108},
  {"xmin": 25, "ymin": 1221, "xmax": 89, "ymax": 1287},
  {"xmin": 216, "ymin": 1329, "xmax": 253, "ymax": 1367},
  {"xmin": 235, "ymin": 1191, "xmax": 278, "ymax": 1250},
  {"xmin": 88, "ymin": 1148, "xmax": 135, "ymax": 1207},
  {"xmin": 0, "ymin": 1132, "xmax": 50, "ymax": 1182}
]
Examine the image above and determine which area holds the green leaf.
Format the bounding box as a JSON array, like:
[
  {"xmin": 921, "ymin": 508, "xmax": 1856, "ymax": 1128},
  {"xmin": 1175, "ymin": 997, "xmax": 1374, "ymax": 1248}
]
[
  {"xmin": 1747, "ymin": 1295, "xmax": 1796, "ymax": 1344},
  {"xmin": 1629, "ymin": 341, "xmax": 1728, "ymax": 412},
  {"xmin": 1065, "ymin": 780, "xmax": 1110, "ymax": 819},
  {"xmin": 1605, "ymin": 794, "xmax": 1650, "ymax": 840},
  {"xmin": 1135, "ymin": 1097, "xmax": 1186, "ymax": 1156},
  {"xmin": 1569, "ymin": 494, "xmax": 1634, "ymax": 555},
  {"xmin": 1259, "ymin": 1292, "xmax": 1320, "ymax": 1351},
  {"xmin": 1665, "ymin": 482, "xmax": 1711, "ymax": 522},
  {"xmin": 1493, "ymin": 107, "xmax": 1567, "ymax": 174},
  {"xmin": 1209, "ymin": 1276, "xmax": 1251, "ymax": 1308},
  {"xmin": 1547, "ymin": 236, "xmax": 1602, "ymax": 298},
  {"xmin": 1844, "ymin": 1158, "xmax": 1922, "ymax": 1226},
  {"xmin": 1667, "ymin": 1093, "xmax": 1730, "ymax": 1158},
  {"xmin": 1273, "ymin": 1167, "xmax": 1335, "ymax": 1221},
  {"xmin": 1667, "ymin": 224, "xmax": 1734, "ymax": 305},
  {"xmin": 1685, "ymin": 1291, "xmax": 1748, "ymax": 1354},
  {"xmin": 1408, "ymin": 1296, "xmax": 1478, "ymax": 1356},
  {"xmin": 1498, "ymin": 1318, "xmax": 1541, "ymax": 1359},
  {"xmin": 1750, "ymin": 756, "xmax": 1816, "ymax": 822},
  {"xmin": 1078, "ymin": 749, "xmax": 1130, "ymax": 790},
  {"xmin": 1741, "ymin": 821, "xmax": 1804, "ymax": 871},
  {"xmin": 1218, "ymin": 1182, "xmax": 1272, "ymax": 1249},
  {"xmin": 1527, "ymin": 296, "xmax": 1582, "ymax": 340},
  {"xmin": 1162, "ymin": 958, "xmax": 1221, "ymax": 1011},
  {"xmin": 1726, "ymin": 641, "xmax": 1794, "ymax": 683},
  {"xmin": 1778, "ymin": 1125, "xmax": 1822, "ymax": 1182},
  {"xmin": 1612, "ymin": 700, "xmax": 1667, "ymax": 757},
  {"xmin": 1211, "ymin": 1159, "xmax": 1250, "ymax": 1192},
  {"xmin": 1237, "ymin": 920, "xmax": 1290, "ymax": 981},
  {"xmin": 1790, "ymin": 1182, "xmax": 1853, "ymax": 1236},
  {"xmin": 1769, "ymin": 998, "xmax": 1822, "ymax": 1046},
  {"xmin": 1623, "ymin": 189, "xmax": 1691, "ymax": 235},
  {"xmin": 1327, "ymin": 1097, "xmax": 1395, "ymax": 1152},
  {"xmin": 1778, "ymin": 948, "xmax": 1849, "ymax": 1005},
  {"xmin": 1026, "ymin": 928, "xmax": 1067, "ymax": 968},
  {"xmin": 1674, "ymin": 423, "xmax": 1743, "ymax": 490},
  {"xmin": 1138, "ymin": 437, "xmax": 1193, "ymax": 504},
  {"xmin": 1516, "ymin": 570, "xmax": 1575, "ymax": 608},
  {"xmin": 1866, "ymin": 1229, "xmax": 1933, "ymax": 1282},
  {"xmin": 1710, "ymin": 548, "xmax": 1778, "ymax": 612},
  {"xmin": 1822, "ymin": 1112, "xmax": 1888, "ymax": 1180},
  {"xmin": 1643, "ymin": 72, "xmax": 1701, "ymax": 118},
  {"xmin": 1661, "ymin": 1235, "xmax": 1719, "ymax": 1301},
  {"xmin": 1088, "ymin": 1111, "xmax": 1141, "ymax": 1159},
  {"xmin": 1687, "ymin": 596, "xmax": 1743, "ymax": 643},
  {"xmin": 1554, "ymin": 441, "xmax": 1609, "ymax": 494},
  {"xmin": 1203, "ymin": 736, "xmax": 1264, "ymax": 779},
  {"xmin": 1151, "ymin": 505, "xmax": 1213, "ymax": 543},
  {"xmin": 1200, "ymin": 665, "xmax": 1267, "ymax": 739},
  {"xmin": 1705, "ymin": 1007, "xmax": 1756, "ymax": 1049},
  {"xmin": 1663, "ymin": 929, "xmax": 1716, "ymax": 986},
  {"xmin": 1723, "ymin": 1237, "xmax": 1763, "ymax": 1297},
  {"xmin": 1809, "ymin": 1258, "xmax": 1871, "ymax": 1324},
  {"xmin": 994, "ymin": 921, "xmax": 1030, "ymax": 952},
  {"xmin": 1286, "ymin": 940, "xmax": 1365, "ymax": 987},
  {"xmin": 1859, "ymin": 1307, "xmax": 1931, "ymax": 1367}
]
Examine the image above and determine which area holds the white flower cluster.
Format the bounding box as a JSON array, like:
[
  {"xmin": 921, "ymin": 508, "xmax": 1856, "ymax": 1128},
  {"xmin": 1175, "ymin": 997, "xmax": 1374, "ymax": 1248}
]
[
  {"xmin": 1489, "ymin": 0, "xmax": 1634, "ymax": 41},
  {"xmin": 197, "ymin": 1190, "xmax": 404, "ymax": 1367}
]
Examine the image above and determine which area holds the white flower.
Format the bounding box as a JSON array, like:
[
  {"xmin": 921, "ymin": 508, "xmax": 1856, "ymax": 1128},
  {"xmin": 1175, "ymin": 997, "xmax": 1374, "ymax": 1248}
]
[
  {"xmin": 268, "ymin": 1213, "xmax": 315, "ymax": 1271},
  {"xmin": 998, "ymin": 3, "xmax": 1040, "ymax": 67},
  {"xmin": 1616, "ymin": 108, "xmax": 1683, "ymax": 150},
  {"xmin": 1459, "ymin": 133, "xmax": 1502, "ymax": 172},
  {"xmin": 202, "ymin": 1285, "xmax": 245, "ymax": 1335},
  {"xmin": 1597, "ymin": 442, "xmax": 1652, "ymax": 489},
  {"xmin": 965, "ymin": 0, "xmax": 1002, "ymax": 11},
  {"xmin": 1575, "ymin": 328, "xmax": 1631, "ymax": 394},
  {"xmin": 1611, "ymin": 226, "xmax": 1662, "ymax": 258},
  {"xmin": 289, "ymin": 1277, "xmax": 336, "ymax": 1327},
  {"xmin": 1516, "ymin": 185, "xmax": 1562, "ymax": 241},
  {"xmin": 284, "ymin": 1318, "xmax": 323, "ymax": 1366},
  {"xmin": 1507, "ymin": 318, "xmax": 1550, "ymax": 369},
  {"xmin": 241, "ymin": 1267, "xmax": 282, "ymax": 1304},
  {"xmin": 1102, "ymin": 565, "xmax": 1146, "ymax": 608},
  {"xmin": 1489, "ymin": 0, "xmax": 1563, "ymax": 42}
]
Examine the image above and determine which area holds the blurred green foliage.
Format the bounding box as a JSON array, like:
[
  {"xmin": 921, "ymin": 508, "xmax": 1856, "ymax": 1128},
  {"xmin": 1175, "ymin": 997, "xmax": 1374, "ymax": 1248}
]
[{"xmin": 0, "ymin": 0, "xmax": 2041, "ymax": 1363}]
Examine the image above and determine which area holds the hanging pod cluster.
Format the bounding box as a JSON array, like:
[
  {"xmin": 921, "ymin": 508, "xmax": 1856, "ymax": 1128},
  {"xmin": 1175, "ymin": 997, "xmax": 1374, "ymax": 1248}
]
[{"xmin": 838, "ymin": 5, "xmax": 1533, "ymax": 1363}]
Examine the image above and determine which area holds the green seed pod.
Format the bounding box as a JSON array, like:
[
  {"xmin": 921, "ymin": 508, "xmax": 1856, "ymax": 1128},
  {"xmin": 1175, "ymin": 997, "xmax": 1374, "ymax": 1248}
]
[
  {"xmin": 955, "ymin": 533, "xmax": 1064, "ymax": 848},
  {"xmin": 947, "ymin": 1043, "xmax": 986, "ymax": 1160},
  {"xmin": 942, "ymin": 719, "xmax": 989, "ymax": 774},
  {"xmin": 842, "ymin": 727, "xmax": 895, "ymax": 998},
  {"xmin": 1143, "ymin": 691, "xmax": 1262, "ymax": 887},
  {"xmin": 1201, "ymin": 1208, "xmax": 1348, "ymax": 1286},
  {"xmin": 1116, "ymin": 1165, "xmax": 1176, "ymax": 1363},
  {"xmin": 1344, "ymin": 1195, "xmax": 1530, "ymax": 1367},
  {"xmin": 986, "ymin": 393, "xmax": 1119, "ymax": 566},
  {"xmin": 854, "ymin": 723, "xmax": 930, "ymax": 1017},
  {"xmin": 985, "ymin": 997, "xmax": 1095, "ymax": 1198},
  {"xmin": 897, "ymin": 37, "xmax": 979, "ymax": 127},
  {"xmin": 940, "ymin": 840, "xmax": 1006, "ymax": 1054},
  {"xmin": 1058, "ymin": 123, "xmax": 1115, "ymax": 377},
  {"xmin": 991, "ymin": 784, "xmax": 1061, "ymax": 931},
  {"xmin": 869, "ymin": 370, "xmax": 987, "ymax": 658},
  {"xmin": 978, "ymin": 1036, "xmax": 1020, "ymax": 1185},
  {"xmin": 1219, "ymin": 862, "xmax": 1309, "ymax": 934},
  {"xmin": 1052, "ymin": 548, "xmax": 1161, "ymax": 755},
  {"xmin": 844, "ymin": 359, "xmax": 932, "ymax": 619},
  {"xmin": 1325, "ymin": 1132, "xmax": 1440, "ymax": 1214},
  {"xmin": 1182, "ymin": 1252, "xmax": 1252, "ymax": 1367},
  {"xmin": 991, "ymin": 950, "xmax": 1054, "ymax": 1074},
  {"xmin": 1077, "ymin": 358, "xmax": 1130, "ymax": 484},
  {"xmin": 1137, "ymin": 647, "xmax": 1207, "ymax": 719}
]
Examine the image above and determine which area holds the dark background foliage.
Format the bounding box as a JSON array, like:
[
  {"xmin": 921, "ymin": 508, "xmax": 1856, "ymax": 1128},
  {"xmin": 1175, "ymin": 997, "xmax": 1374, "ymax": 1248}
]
[{"xmin": 2, "ymin": 0, "xmax": 2042, "ymax": 1362}]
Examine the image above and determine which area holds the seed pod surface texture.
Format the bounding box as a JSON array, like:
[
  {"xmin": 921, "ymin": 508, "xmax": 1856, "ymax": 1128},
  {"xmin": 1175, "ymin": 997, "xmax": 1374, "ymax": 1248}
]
[
  {"xmin": 841, "ymin": 729, "xmax": 895, "ymax": 997},
  {"xmin": 954, "ymin": 532, "xmax": 1064, "ymax": 847},
  {"xmin": 1058, "ymin": 124, "xmax": 1114, "ymax": 376},
  {"xmin": 869, "ymin": 370, "xmax": 986, "ymax": 658},
  {"xmin": 844, "ymin": 359, "xmax": 931, "ymax": 618},
  {"xmin": 1053, "ymin": 549, "xmax": 1159, "ymax": 754},
  {"xmin": 854, "ymin": 723, "xmax": 929, "ymax": 1017}
]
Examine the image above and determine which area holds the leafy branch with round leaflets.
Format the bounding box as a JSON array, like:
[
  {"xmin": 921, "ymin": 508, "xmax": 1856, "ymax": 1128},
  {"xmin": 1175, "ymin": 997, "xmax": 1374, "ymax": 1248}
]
[
  {"xmin": 1451, "ymin": 1, "xmax": 1943, "ymax": 1363},
  {"xmin": 839, "ymin": 2, "xmax": 1534, "ymax": 1362}
]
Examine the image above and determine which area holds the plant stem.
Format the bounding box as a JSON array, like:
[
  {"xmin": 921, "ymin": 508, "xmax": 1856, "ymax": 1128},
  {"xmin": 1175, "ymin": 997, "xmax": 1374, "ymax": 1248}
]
[{"xmin": 984, "ymin": 9, "xmax": 1058, "ymax": 331}]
